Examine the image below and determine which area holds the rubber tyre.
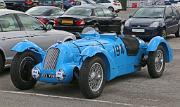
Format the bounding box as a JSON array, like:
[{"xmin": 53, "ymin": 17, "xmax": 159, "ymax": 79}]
[
  {"xmin": 10, "ymin": 51, "xmax": 39, "ymax": 90},
  {"xmin": 175, "ymin": 26, "xmax": 180, "ymax": 37},
  {"xmin": 0, "ymin": 54, "xmax": 4, "ymax": 72},
  {"xmin": 79, "ymin": 56, "xmax": 106, "ymax": 99},
  {"xmin": 147, "ymin": 45, "xmax": 165, "ymax": 78}
]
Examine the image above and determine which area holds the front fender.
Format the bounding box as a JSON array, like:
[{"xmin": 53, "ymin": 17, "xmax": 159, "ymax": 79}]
[
  {"xmin": 80, "ymin": 46, "xmax": 116, "ymax": 80},
  {"xmin": 147, "ymin": 36, "xmax": 173, "ymax": 62},
  {"xmin": 11, "ymin": 40, "xmax": 45, "ymax": 58},
  {"xmin": 80, "ymin": 46, "xmax": 110, "ymax": 60}
]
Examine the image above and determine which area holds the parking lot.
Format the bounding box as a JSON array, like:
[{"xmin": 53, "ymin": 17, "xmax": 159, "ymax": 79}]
[
  {"xmin": 0, "ymin": 36, "xmax": 179, "ymax": 107},
  {"xmin": 1, "ymin": 0, "xmax": 180, "ymax": 106}
]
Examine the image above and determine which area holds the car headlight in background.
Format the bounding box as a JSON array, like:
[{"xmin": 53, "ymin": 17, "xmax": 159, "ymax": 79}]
[
  {"xmin": 124, "ymin": 20, "xmax": 130, "ymax": 27},
  {"xmin": 149, "ymin": 22, "xmax": 160, "ymax": 27}
]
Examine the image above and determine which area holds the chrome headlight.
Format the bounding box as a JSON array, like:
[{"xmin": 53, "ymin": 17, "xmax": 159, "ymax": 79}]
[{"xmin": 149, "ymin": 22, "xmax": 160, "ymax": 27}]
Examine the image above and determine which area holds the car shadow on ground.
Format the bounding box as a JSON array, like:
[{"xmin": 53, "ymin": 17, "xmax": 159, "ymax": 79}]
[
  {"xmin": 0, "ymin": 67, "xmax": 153, "ymax": 99},
  {"xmin": 24, "ymin": 69, "xmax": 150, "ymax": 98},
  {"xmin": 0, "ymin": 68, "xmax": 10, "ymax": 77}
]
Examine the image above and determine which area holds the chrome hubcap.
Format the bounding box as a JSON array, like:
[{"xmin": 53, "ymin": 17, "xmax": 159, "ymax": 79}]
[
  {"xmin": 155, "ymin": 50, "xmax": 164, "ymax": 73},
  {"xmin": 88, "ymin": 63, "xmax": 103, "ymax": 92}
]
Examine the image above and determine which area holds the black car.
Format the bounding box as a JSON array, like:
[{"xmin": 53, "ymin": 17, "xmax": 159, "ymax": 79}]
[
  {"xmin": 123, "ymin": 5, "xmax": 180, "ymax": 40},
  {"xmin": 4, "ymin": 0, "xmax": 39, "ymax": 11},
  {"xmin": 26, "ymin": 6, "xmax": 64, "ymax": 25},
  {"xmin": 54, "ymin": 5, "xmax": 122, "ymax": 34}
]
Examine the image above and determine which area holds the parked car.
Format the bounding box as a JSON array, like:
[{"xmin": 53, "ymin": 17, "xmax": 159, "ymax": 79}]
[
  {"xmin": 10, "ymin": 29, "xmax": 172, "ymax": 99},
  {"xmin": 54, "ymin": 5, "xmax": 122, "ymax": 34},
  {"xmin": 26, "ymin": 6, "xmax": 64, "ymax": 25},
  {"xmin": 38, "ymin": 0, "xmax": 76, "ymax": 10},
  {"xmin": 96, "ymin": 0, "xmax": 122, "ymax": 12},
  {"xmin": 123, "ymin": 5, "xmax": 180, "ymax": 40},
  {"xmin": 4, "ymin": 0, "xmax": 39, "ymax": 11},
  {"xmin": 0, "ymin": 9, "xmax": 76, "ymax": 72},
  {"xmin": 80, "ymin": 0, "xmax": 96, "ymax": 5},
  {"xmin": 0, "ymin": 0, "xmax": 6, "ymax": 9}
]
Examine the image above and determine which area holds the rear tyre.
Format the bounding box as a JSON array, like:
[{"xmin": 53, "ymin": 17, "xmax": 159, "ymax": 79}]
[
  {"xmin": 79, "ymin": 56, "xmax": 106, "ymax": 99},
  {"xmin": 175, "ymin": 26, "xmax": 180, "ymax": 37},
  {"xmin": 147, "ymin": 45, "xmax": 165, "ymax": 78},
  {"xmin": 10, "ymin": 51, "xmax": 39, "ymax": 90},
  {"xmin": 0, "ymin": 54, "xmax": 4, "ymax": 72}
]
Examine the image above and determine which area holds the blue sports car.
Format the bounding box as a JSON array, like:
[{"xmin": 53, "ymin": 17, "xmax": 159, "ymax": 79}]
[{"xmin": 10, "ymin": 29, "xmax": 173, "ymax": 99}]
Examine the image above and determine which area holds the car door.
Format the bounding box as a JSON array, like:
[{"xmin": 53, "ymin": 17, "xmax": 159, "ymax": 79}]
[
  {"xmin": 171, "ymin": 7, "xmax": 179, "ymax": 33},
  {"xmin": 94, "ymin": 8, "xmax": 108, "ymax": 32},
  {"xmin": 102, "ymin": 8, "xmax": 121, "ymax": 32},
  {"xmin": 16, "ymin": 13, "xmax": 63, "ymax": 50},
  {"xmin": 165, "ymin": 7, "xmax": 175, "ymax": 33},
  {"xmin": 0, "ymin": 14, "xmax": 26, "ymax": 64}
]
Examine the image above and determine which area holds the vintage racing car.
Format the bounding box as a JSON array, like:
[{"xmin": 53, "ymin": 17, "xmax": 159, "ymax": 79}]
[{"xmin": 10, "ymin": 30, "xmax": 173, "ymax": 99}]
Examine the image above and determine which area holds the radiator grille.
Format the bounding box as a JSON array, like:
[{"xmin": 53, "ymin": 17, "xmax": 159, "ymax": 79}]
[{"xmin": 44, "ymin": 48, "xmax": 60, "ymax": 70}]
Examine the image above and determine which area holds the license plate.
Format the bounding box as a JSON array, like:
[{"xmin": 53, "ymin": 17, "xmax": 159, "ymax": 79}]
[
  {"xmin": 62, "ymin": 20, "xmax": 73, "ymax": 24},
  {"xmin": 132, "ymin": 29, "xmax": 145, "ymax": 32}
]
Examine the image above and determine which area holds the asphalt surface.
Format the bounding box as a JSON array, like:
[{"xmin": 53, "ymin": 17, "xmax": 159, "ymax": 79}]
[{"xmin": 0, "ymin": 35, "xmax": 179, "ymax": 107}]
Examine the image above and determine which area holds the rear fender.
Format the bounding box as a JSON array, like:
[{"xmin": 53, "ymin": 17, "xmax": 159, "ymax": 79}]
[
  {"xmin": 147, "ymin": 36, "xmax": 173, "ymax": 62},
  {"xmin": 11, "ymin": 40, "xmax": 45, "ymax": 60}
]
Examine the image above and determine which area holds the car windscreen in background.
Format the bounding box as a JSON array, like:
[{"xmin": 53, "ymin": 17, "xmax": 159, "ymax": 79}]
[
  {"xmin": 64, "ymin": 7, "xmax": 92, "ymax": 16},
  {"xmin": 133, "ymin": 7, "xmax": 165, "ymax": 18},
  {"xmin": 26, "ymin": 7, "xmax": 51, "ymax": 16}
]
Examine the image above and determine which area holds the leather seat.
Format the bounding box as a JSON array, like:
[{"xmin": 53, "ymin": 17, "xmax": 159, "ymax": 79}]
[{"xmin": 121, "ymin": 36, "xmax": 140, "ymax": 56}]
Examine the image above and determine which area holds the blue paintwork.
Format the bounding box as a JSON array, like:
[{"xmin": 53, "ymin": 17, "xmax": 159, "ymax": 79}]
[
  {"xmin": 11, "ymin": 40, "xmax": 45, "ymax": 60},
  {"xmin": 147, "ymin": 36, "xmax": 173, "ymax": 62},
  {"xmin": 12, "ymin": 31, "xmax": 173, "ymax": 84}
]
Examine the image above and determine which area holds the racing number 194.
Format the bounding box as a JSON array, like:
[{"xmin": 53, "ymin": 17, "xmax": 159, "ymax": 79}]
[{"xmin": 113, "ymin": 44, "xmax": 124, "ymax": 56}]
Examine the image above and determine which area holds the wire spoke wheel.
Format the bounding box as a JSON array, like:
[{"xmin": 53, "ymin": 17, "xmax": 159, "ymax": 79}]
[
  {"xmin": 155, "ymin": 50, "xmax": 164, "ymax": 73},
  {"xmin": 88, "ymin": 63, "xmax": 103, "ymax": 92},
  {"xmin": 79, "ymin": 56, "xmax": 106, "ymax": 99},
  {"xmin": 147, "ymin": 45, "xmax": 165, "ymax": 78}
]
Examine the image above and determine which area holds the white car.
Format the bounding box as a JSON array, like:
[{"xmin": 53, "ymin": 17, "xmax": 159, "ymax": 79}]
[{"xmin": 96, "ymin": 0, "xmax": 122, "ymax": 12}]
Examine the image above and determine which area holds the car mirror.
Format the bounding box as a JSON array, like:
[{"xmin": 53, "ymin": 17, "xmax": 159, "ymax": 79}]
[
  {"xmin": 113, "ymin": 13, "xmax": 118, "ymax": 17},
  {"xmin": 166, "ymin": 16, "xmax": 172, "ymax": 19},
  {"xmin": 129, "ymin": 15, "xmax": 133, "ymax": 18},
  {"xmin": 46, "ymin": 24, "xmax": 53, "ymax": 30},
  {"xmin": 48, "ymin": 20, "xmax": 54, "ymax": 26}
]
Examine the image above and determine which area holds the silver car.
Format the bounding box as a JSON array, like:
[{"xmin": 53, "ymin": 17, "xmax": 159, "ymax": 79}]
[
  {"xmin": 0, "ymin": 0, "xmax": 6, "ymax": 9},
  {"xmin": 0, "ymin": 9, "xmax": 76, "ymax": 72}
]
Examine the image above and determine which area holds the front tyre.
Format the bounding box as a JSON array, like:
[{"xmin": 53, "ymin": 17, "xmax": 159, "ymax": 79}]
[
  {"xmin": 79, "ymin": 56, "xmax": 106, "ymax": 99},
  {"xmin": 147, "ymin": 45, "xmax": 165, "ymax": 78},
  {"xmin": 10, "ymin": 51, "xmax": 39, "ymax": 90}
]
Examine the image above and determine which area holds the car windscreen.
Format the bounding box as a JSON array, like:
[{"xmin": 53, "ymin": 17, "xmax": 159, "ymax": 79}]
[
  {"xmin": 133, "ymin": 7, "xmax": 165, "ymax": 18},
  {"xmin": 26, "ymin": 7, "xmax": 51, "ymax": 16},
  {"xmin": 64, "ymin": 7, "xmax": 92, "ymax": 16}
]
